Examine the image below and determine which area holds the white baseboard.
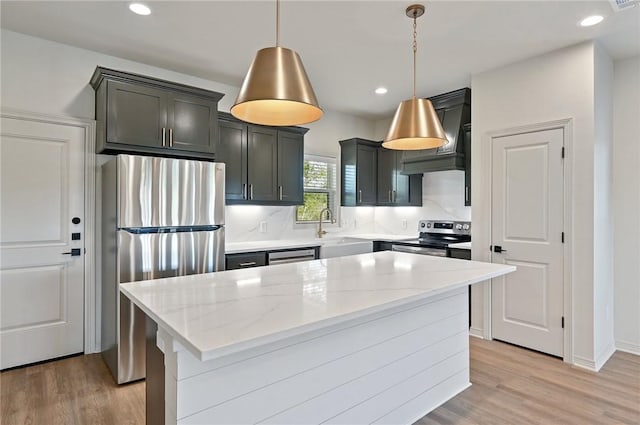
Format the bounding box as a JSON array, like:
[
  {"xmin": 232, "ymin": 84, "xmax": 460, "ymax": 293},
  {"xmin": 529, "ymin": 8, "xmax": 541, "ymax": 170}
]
[
  {"xmin": 595, "ymin": 342, "xmax": 616, "ymax": 371},
  {"xmin": 573, "ymin": 355, "xmax": 597, "ymax": 371},
  {"xmin": 469, "ymin": 327, "xmax": 484, "ymax": 339},
  {"xmin": 616, "ymin": 340, "xmax": 640, "ymax": 356},
  {"xmin": 574, "ymin": 342, "xmax": 617, "ymax": 372}
]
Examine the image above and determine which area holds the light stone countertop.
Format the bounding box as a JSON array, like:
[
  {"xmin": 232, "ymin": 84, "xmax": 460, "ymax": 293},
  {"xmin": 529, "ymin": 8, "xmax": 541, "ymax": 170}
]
[
  {"xmin": 121, "ymin": 251, "xmax": 514, "ymax": 362},
  {"xmin": 448, "ymin": 242, "xmax": 472, "ymax": 250},
  {"xmin": 225, "ymin": 234, "xmax": 414, "ymax": 254}
]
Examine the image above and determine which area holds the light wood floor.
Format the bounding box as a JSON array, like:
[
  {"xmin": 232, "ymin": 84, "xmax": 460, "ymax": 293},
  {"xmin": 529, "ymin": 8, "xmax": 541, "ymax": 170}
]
[{"xmin": 2, "ymin": 338, "xmax": 638, "ymax": 424}]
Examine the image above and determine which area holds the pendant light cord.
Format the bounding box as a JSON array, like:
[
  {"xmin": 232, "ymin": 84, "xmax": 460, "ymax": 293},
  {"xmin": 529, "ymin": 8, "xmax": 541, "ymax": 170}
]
[
  {"xmin": 412, "ymin": 12, "xmax": 417, "ymax": 99},
  {"xmin": 276, "ymin": 0, "xmax": 280, "ymax": 47}
]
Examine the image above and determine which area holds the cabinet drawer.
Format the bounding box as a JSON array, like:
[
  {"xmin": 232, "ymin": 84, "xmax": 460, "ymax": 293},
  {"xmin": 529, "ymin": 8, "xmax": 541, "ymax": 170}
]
[
  {"xmin": 447, "ymin": 247, "xmax": 471, "ymax": 260},
  {"xmin": 226, "ymin": 252, "xmax": 267, "ymax": 270}
]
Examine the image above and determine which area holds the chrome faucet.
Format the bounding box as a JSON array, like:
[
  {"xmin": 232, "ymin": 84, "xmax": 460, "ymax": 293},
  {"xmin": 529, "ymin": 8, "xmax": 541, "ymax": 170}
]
[{"xmin": 317, "ymin": 207, "xmax": 335, "ymax": 238}]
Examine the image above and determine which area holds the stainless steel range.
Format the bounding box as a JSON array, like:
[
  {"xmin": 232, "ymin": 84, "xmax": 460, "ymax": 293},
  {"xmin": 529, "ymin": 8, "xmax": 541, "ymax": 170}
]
[{"xmin": 391, "ymin": 220, "xmax": 471, "ymax": 256}]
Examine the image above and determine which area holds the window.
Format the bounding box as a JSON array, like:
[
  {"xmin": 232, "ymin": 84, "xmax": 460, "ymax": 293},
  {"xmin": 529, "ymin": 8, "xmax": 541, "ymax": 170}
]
[{"xmin": 296, "ymin": 155, "xmax": 337, "ymax": 223}]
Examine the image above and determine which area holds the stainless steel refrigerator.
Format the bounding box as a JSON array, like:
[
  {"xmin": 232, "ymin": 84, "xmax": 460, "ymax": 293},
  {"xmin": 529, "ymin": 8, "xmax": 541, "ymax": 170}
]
[{"xmin": 101, "ymin": 154, "xmax": 225, "ymax": 384}]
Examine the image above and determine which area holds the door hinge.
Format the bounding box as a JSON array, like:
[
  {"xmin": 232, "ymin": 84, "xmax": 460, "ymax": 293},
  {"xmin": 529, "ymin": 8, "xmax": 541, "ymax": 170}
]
[
  {"xmin": 561, "ymin": 316, "xmax": 565, "ymax": 329},
  {"xmin": 561, "ymin": 147, "xmax": 565, "ymax": 158},
  {"xmin": 562, "ymin": 232, "xmax": 565, "ymax": 243}
]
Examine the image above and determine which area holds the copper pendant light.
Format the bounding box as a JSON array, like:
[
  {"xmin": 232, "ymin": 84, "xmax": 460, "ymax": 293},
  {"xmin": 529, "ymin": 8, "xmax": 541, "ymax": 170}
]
[
  {"xmin": 383, "ymin": 4, "xmax": 447, "ymax": 150},
  {"xmin": 231, "ymin": 0, "xmax": 323, "ymax": 126}
]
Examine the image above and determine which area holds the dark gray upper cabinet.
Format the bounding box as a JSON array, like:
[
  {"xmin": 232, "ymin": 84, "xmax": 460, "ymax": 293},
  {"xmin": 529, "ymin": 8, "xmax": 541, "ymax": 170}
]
[
  {"xmin": 377, "ymin": 147, "xmax": 422, "ymax": 206},
  {"xmin": 167, "ymin": 92, "xmax": 218, "ymax": 154},
  {"xmin": 105, "ymin": 81, "xmax": 167, "ymax": 149},
  {"xmin": 247, "ymin": 126, "xmax": 278, "ymax": 202},
  {"xmin": 91, "ymin": 66, "xmax": 223, "ymax": 160},
  {"xmin": 218, "ymin": 112, "xmax": 307, "ymax": 205},
  {"xmin": 341, "ymin": 138, "xmax": 421, "ymax": 207},
  {"xmin": 340, "ymin": 138, "xmax": 378, "ymax": 206},
  {"xmin": 401, "ymin": 88, "xmax": 471, "ymax": 174},
  {"xmin": 463, "ymin": 123, "xmax": 472, "ymax": 206},
  {"xmin": 218, "ymin": 119, "xmax": 247, "ymax": 202},
  {"xmin": 277, "ymin": 132, "xmax": 304, "ymax": 204},
  {"xmin": 377, "ymin": 148, "xmax": 395, "ymax": 206}
]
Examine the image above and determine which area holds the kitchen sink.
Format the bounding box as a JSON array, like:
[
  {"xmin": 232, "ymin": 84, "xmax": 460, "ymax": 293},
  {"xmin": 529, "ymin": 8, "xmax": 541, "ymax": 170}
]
[{"xmin": 319, "ymin": 237, "xmax": 373, "ymax": 259}]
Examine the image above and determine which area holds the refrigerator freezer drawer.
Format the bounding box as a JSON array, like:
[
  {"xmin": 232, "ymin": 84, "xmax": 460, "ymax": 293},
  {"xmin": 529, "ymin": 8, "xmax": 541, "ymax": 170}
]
[
  {"xmin": 116, "ymin": 155, "xmax": 225, "ymax": 228},
  {"xmin": 118, "ymin": 228, "xmax": 225, "ymax": 283}
]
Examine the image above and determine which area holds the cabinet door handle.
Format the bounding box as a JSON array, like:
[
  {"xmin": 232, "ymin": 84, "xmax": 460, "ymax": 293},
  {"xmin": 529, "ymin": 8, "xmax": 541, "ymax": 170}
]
[
  {"xmin": 249, "ymin": 184, "xmax": 254, "ymax": 200},
  {"xmin": 238, "ymin": 262, "xmax": 257, "ymax": 267},
  {"xmin": 279, "ymin": 186, "xmax": 283, "ymax": 201},
  {"xmin": 162, "ymin": 128, "xmax": 166, "ymax": 147},
  {"xmin": 358, "ymin": 189, "xmax": 362, "ymax": 203},
  {"xmin": 393, "ymin": 190, "xmax": 396, "ymax": 203},
  {"xmin": 465, "ymin": 186, "xmax": 469, "ymax": 203},
  {"xmin": 169, "ymin": 128, "xmax": 173, "ymax": 147},
  {"xmin": 242, "ymin": 183, "xmax": 247, "ymax": 200}
]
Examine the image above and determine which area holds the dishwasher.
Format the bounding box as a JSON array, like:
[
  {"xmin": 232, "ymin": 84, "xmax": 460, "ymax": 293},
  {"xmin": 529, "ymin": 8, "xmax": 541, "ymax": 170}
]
[{"xmin": 267, "ymin": 248, "xmax": 317, "ymax": 265}]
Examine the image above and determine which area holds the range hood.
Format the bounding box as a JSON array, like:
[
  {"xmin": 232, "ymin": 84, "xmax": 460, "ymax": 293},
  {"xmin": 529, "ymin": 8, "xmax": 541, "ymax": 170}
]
[{"xmin": 400, "ymin": 88, "xmax": 471, "ymax": 174}]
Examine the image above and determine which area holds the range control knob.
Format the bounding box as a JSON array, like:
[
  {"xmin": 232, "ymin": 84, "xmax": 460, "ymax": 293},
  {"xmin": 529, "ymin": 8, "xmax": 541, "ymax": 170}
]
[
  {"xmin": 456, "ymin": 224, "xmax": 463, "ymax": 230},
  {"xmin": 426, "ymin": 223, "xmax": 432, "ymax": 228},
  {"xmin": 463, "ymin": 224, "xmax": 470, "ymax": 230},
  {"xmin": 420, "ymin": 222, "xmax": 426, "ymax": 228}
]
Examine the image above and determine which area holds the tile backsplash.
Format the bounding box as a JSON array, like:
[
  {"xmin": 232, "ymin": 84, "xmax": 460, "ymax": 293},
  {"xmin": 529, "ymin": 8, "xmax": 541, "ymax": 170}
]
[{"xmin": 226, "ymin": 170, "xmax": 471, "ymax": 242}]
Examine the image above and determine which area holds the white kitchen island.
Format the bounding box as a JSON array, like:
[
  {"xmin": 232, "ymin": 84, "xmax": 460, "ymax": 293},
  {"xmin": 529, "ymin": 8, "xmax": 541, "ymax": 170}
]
[{"xmin": 121, "ymin": 251, "xmax": 514, "ymax": 425}]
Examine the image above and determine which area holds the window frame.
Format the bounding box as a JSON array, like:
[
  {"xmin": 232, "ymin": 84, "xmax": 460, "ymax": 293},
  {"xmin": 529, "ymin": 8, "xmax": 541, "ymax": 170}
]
[{"xmin": 295, "ymin": 154, "xmax": 339, "ymax": 226}]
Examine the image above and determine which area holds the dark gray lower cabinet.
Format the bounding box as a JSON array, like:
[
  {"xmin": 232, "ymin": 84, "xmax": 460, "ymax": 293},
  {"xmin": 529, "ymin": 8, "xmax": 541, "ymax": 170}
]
[
  {"xmin": 447, "ymin": 246, "xmax": 472, "ymax": 327},
  {"xmin": 217, "ymin": 112, "xmax": 307, "ymax": 205},
  {"xmin": 226, "ymin": 252, "xmax": 267, "ymax": 270},
  {"xmin": 91, "ymin": 67, "xmax": 223, "ymax": 159},
  {"xmin": 373, "ymin": 241, "xmax": 393, "ymax": 252}
]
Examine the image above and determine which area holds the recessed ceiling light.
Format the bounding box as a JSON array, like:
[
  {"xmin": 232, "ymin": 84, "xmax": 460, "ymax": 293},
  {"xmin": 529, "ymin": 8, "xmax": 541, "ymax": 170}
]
[
  {"xmin": 129, "ymin": 3, "xmax": 151, "ymax": 16},
  {"xmin": 580, "ymin": 15, "xmax": 604, "ymax": 27},
  {"xmin": 375, "ymin": 87, "xmax": 388, "ymax": 95}
]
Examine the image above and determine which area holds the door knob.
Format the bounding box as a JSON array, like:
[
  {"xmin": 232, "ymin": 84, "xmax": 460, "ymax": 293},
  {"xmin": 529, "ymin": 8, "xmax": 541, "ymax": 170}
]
[
  {"xmin": 72, "ymin": 217, "xmax": 81, "ymax": 224},
  {"xmin": 62, "ymin": 248, "xmax": 82, "ymax": 256},
  {"xmin": 493, "ymin": 245, "xmax": 507, "ymax": 253}
]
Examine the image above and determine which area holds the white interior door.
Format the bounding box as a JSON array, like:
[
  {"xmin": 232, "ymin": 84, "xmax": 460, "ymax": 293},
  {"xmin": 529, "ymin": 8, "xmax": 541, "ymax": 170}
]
[
  {"xmin": 490, "ymin": 128, "xmax": 564, "ymax": 357},
  {"xmin": 1, "ymin": 116, "xmax": 85, "ymax": 369}
]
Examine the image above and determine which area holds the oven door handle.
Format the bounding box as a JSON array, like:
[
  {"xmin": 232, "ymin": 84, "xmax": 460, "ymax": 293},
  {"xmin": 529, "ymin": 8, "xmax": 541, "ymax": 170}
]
[{"xmin": 391, "ymin": 245, "xmax": 447, "ymax": 257}]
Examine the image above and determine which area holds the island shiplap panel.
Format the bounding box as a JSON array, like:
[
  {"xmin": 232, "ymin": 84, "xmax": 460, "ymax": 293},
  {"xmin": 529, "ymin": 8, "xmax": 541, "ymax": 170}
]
[
  {"xmin": 259, "ymin": 335, "xmax": 468, "ymax": 424},
  {"xmin": 167, "ymin": 287, "xmax": 470, "ymax": 425},
  {"xmin": 371, "ymin": 369, "xmax": 470, "ymax": 424},
  {"xmin": 175, "ymin": 290, "xmax": 467, "ymax": 419},
  {"xmin": 183, "ymin": 323, "xmax": 467, "ymax": 424}
]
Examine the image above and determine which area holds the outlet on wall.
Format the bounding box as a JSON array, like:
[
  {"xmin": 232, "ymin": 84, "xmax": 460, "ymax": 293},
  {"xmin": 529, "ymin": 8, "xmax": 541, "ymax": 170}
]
[
  {"xmin": 401, "ymin": 219, "xmax": 408, "ymax": 230},
  {"xmin": 259, "ymin": 221, "xmax": 268, "ymax": 233}
]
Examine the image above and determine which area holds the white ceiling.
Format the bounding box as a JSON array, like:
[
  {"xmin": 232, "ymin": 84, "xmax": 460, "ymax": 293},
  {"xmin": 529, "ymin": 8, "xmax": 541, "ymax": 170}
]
[{"xmin": 1, "ymin": 1, "xmax": 639, "ymax": 119}]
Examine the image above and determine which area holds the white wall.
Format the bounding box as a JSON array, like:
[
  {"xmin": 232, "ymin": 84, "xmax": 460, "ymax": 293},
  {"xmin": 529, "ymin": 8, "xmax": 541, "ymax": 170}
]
[
  {"xmin": 613, "ymin": 56, "xmax": 640, "ymax": 355},
  {"xmin": 471, "ymin": 42, "xmax": 604, "ymax": 367},
  {"xmin": 593, "ymin": 43, "xmax": 615, "ymax": 367}
]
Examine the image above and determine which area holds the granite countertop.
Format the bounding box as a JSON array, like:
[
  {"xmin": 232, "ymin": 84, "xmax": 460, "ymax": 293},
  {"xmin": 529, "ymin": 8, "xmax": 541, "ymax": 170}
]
[
  {"xmin": 121, "ymin": 251, "xmax": 514, "ymax": 362},
  {"xmin": 226, "ymin": 234, "xmax": 414, "ymax": 254},
  {"xmin": 448, "ymin": 242, "xmax": 472, "ymax": 250}
]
